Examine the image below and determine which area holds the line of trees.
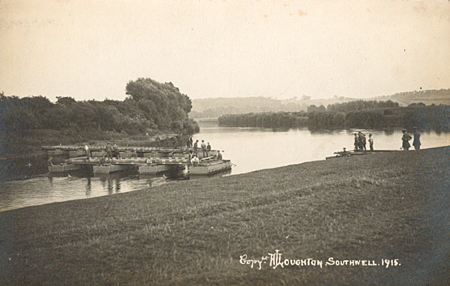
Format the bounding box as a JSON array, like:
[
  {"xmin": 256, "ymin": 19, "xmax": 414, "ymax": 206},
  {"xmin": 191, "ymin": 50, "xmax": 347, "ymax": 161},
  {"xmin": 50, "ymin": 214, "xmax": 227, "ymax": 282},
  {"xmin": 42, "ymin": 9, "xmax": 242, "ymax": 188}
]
[
  {"xmin": 219, "ymin": 112, "xmax": 309, "ymax": 128},
  {"xmin": 218, "ymin": 101, "xmax": 450, "ymax": 131},
  {"xmin": 326, "ymin": 100, "xmax": 399, "ymax": 112},
  {"xmin": 0, "ymin": 78, "xmax": 199, "ymax": 136}
]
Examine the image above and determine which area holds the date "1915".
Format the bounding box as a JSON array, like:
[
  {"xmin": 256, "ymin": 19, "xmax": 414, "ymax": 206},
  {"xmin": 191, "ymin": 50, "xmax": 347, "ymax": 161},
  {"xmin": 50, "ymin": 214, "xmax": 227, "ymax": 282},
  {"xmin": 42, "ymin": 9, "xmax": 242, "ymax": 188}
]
[{"xmin": 381, "ymin": 259, "xmax": 401, "ymax": 268}]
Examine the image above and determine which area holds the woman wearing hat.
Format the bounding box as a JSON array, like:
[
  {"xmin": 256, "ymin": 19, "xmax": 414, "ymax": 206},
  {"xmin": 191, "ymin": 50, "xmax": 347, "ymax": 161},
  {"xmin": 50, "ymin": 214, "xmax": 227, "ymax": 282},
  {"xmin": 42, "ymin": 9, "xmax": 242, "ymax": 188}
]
[
  {"xmin": 401, "ymin": 129, "xmax": 412, "ymax": 151},
  {"xmin": 413, "ymin": 128, "xmax": 421, "ymax": 151}
]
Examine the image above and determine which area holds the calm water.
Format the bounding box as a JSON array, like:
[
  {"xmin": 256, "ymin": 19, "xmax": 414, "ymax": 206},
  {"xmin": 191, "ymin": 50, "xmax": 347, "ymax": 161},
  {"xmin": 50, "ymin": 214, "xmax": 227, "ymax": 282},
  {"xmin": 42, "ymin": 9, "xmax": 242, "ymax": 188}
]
[
  {"xmin": 1, "ymin": 124, "xmax": 449, "ymax": 212},
  {"xmin": 193, "ymin": 123, "xmax": 450, "ymax": 176}
]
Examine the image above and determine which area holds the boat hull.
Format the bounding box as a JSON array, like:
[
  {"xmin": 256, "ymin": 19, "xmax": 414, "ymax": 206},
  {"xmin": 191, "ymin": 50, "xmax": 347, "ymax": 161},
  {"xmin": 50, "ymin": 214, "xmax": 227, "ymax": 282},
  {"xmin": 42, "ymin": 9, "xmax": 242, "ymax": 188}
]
[
  {"xmin": 138, "ymin": 164, "xmax": 170, "ymax": 174},
  {"xmin": 93, "ymin": 164, "xmax": 135, "ymax": 174},
  {"xmin": 48, "ymin": 164, "xmax": 83, "ymax": 173},
  {"xmin": 189, "ymin": 160, "xmax": 232, "ymax": 175}
]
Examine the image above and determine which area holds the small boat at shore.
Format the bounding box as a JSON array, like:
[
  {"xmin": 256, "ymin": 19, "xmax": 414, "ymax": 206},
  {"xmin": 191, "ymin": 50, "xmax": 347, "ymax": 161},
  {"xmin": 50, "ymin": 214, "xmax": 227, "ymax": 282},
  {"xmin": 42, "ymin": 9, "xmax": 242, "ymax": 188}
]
[
  {"xmin": 189, "ymin": 159, "xmax": 232, "ymax": 175},
  {"xmin": 326, "ymin": 149, "xmax": 402, "ymax": 159}
]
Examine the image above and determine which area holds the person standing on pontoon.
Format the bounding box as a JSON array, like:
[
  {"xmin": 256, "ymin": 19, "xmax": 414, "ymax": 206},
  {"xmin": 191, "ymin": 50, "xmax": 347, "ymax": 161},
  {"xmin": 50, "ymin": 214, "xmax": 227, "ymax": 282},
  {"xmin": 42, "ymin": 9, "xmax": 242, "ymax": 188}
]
[
  {"xmin": 105, "ymin": 142, "xmax": 113, "ymax": 160},
  {"xmin": 193, "ymin": 140, "xmax": 199, "ymax": 157},
  {"xmin": 206, "ymin": 142, "xmax": 211, "ymax": 157},
  {"xmin": 84, "ymin": 144, "xmax": 91, "ymax": 161},
  {"xmin": 201, "ymin": 140, "xmax": 207, "ymax": 158}
]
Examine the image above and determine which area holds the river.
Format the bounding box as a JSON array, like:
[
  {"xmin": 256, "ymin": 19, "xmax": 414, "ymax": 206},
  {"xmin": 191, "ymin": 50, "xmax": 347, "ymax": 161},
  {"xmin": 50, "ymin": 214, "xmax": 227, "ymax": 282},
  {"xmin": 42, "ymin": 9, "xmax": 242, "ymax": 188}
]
[{"xmin": 1, "ymin": 123, "xmax": 449, "ymax": 212}]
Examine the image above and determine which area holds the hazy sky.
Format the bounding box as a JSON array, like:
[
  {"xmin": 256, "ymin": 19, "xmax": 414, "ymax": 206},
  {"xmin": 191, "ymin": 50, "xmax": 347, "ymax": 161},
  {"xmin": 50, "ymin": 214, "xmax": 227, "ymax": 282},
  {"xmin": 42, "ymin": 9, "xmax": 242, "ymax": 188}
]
[{"xmin": 1, "ymin": 0, "xmax": 449, "ymax": 101}]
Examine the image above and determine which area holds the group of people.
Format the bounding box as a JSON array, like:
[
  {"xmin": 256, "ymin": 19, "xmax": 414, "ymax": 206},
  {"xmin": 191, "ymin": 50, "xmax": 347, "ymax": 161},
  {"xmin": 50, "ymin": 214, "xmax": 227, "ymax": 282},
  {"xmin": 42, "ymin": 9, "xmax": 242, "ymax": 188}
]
[
  {"xmin": 354, "ymin": 131, "xmax": 374, "ymax": 151},
  {"xmin": 353, "ymin": 128, "xmax": 421, "ymax": 152},
  {"xmin": 83, "ymin": 142, "xmax": 121, "ymax": 162},
  {"xmin": 189, "ymin": 139, "xmax": 222, "ymax": 165},
  {"xmin": 401, "ymin": 128, "xmax": 421, "ymax": 151},
  {"xmin": 192, "ymin": 139, "xmax": 212, "ymax": 158}
]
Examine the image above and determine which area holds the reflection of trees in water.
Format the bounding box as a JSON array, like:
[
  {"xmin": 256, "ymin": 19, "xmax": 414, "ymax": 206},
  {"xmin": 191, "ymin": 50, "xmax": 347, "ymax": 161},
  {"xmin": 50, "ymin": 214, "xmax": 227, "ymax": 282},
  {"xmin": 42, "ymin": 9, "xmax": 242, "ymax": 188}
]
[
  {"xmin": 115, "ymin": 178, "xmax": 121, "ymax": 193},
  {"xmin": 47, "ymin": 176, "xmax": 53, "ymax": 187},
  {"xmin": 1, "ymin": 155, "xmax": 50, "ymax": 181},
  {"xmin": 107, "ymin": 177, "xmax": 113, "ymax": 195},
  {"xmin": 85, "ymin": 177, "xmax": 91, "ymax": 196}
]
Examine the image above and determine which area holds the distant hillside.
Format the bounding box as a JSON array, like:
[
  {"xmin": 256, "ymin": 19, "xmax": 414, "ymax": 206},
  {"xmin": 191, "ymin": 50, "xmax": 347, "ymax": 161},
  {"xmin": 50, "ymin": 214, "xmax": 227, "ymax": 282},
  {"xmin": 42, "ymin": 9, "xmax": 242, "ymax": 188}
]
[
  {"xmin": 388, "ymin": 89, "xmax": 450, "ymax": 106},
  {"xmin": 190, "ymin": 89, "xmax": 450, "ymax": 119},
  {"xmin": 190, "ymin": 96, "xmax": 362, "ymax": 119}
]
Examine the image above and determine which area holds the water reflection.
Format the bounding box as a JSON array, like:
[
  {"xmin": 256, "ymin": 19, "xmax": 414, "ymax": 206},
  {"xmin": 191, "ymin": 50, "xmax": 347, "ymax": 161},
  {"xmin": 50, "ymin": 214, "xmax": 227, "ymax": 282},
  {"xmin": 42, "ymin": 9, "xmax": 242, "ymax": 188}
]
[{"xmin": 85, "ymin": 176, "xmax": 91, "ymax": 196}]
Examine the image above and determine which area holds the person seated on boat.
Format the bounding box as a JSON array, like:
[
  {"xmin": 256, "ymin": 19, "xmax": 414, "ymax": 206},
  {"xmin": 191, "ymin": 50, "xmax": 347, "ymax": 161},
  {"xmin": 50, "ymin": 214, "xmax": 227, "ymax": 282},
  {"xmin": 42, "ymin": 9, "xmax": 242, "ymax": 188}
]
[
  {"xmin": 188, "ymin": 149, "xmax": 194, "ymax": 161},
  {"xmin": 99, "ymin": 155, "xmax": 107, "ymax": 166},
  {"xmin": 191, "ymin": 155, "xmax": 199, "ymax": 166},
  {"xmin": 216, "ymin": 151, "xmax": 222, "ymax": 161},
  {"xmin": 47, "ymin": 156, "xmax": 54, "ymax": 166},
  {"xmin": 341, "ymin": 148, "xmax": 351, "ymax": 157}
]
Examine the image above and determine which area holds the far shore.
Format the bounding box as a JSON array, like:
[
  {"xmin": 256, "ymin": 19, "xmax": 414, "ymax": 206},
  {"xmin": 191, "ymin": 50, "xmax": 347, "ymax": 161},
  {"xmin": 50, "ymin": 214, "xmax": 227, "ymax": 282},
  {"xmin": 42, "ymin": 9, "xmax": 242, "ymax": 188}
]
[{"xmin": 1, "ymin": 146, "xmax": 449, "ymax": 285}]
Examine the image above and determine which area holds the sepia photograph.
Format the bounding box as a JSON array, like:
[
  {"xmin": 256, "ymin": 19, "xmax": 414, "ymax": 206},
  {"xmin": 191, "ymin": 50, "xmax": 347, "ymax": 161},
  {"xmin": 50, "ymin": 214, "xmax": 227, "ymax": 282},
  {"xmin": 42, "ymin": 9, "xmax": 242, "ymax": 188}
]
[{"xmin": 1, "ymin": 0, "xmax": 449, "ymax": 285}]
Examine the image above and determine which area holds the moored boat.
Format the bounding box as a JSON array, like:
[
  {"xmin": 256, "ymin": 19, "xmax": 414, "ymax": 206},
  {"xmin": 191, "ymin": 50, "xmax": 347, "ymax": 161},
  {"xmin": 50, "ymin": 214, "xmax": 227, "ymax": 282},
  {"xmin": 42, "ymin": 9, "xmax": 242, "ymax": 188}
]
[{"xmin": 189, "ymin": 159, "xmax": 232, "ymax": 175}]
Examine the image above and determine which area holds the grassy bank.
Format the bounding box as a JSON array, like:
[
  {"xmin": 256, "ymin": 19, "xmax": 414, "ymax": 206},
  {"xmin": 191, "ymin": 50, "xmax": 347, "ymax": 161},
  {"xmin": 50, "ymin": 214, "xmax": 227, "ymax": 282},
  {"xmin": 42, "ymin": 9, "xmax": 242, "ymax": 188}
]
[{"xmin": 1, "ymin": 147, "xmax": 450, "ymax": 285}]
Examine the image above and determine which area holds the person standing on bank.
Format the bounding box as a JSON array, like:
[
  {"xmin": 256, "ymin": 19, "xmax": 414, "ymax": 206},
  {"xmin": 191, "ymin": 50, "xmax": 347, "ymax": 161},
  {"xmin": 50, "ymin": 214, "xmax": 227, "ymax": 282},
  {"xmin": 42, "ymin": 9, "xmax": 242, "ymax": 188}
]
[
  {"xmin": 401, "ymin": 129, "xmax": 412, "ymax": 151},
  {"xmin": 358, "ymin": 131, "xmax": 366, "ymax": 151},
  {"xmin": 368, "ymin": 134, "xmax": 374, "ymax": 151},
  {"xmin": 413, "ymin": 128, "xmax": 421, "ymax": 151},
  {"xmin": 354, "ymin": 133, "xmax": 359, "ymax": 151}
]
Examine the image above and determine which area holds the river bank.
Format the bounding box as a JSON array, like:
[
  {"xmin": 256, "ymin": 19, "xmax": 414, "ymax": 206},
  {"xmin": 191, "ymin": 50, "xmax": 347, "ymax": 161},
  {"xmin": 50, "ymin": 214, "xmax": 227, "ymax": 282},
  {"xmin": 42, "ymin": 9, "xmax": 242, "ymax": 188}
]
[{"xmin": 1, "ymin": 147, "xmax": 449, "ymax": 285}]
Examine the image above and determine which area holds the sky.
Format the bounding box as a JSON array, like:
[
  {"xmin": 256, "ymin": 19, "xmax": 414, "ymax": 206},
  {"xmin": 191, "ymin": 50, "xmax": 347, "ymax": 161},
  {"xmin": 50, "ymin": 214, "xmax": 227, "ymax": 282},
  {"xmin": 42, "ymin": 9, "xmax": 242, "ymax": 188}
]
[{"xmin": 1, "ymin": 0, "xmax": 450, "ymax": 102}]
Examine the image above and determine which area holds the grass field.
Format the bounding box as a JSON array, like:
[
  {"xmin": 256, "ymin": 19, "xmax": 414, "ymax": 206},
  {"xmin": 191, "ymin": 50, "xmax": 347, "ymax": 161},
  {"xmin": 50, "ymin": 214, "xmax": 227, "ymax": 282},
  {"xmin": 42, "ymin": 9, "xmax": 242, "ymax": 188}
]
[{"xmin": 1, "ymin": 147, "xmax": 449, "ymax": 285}]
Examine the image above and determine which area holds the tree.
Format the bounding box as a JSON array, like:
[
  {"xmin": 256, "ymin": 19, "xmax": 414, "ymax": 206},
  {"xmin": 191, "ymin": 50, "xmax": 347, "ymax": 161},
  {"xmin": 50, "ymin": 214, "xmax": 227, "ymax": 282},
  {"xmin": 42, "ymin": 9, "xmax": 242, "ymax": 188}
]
[{"xmin": 125, "ymin": 78, "xmax": 195, "ymax": 133}]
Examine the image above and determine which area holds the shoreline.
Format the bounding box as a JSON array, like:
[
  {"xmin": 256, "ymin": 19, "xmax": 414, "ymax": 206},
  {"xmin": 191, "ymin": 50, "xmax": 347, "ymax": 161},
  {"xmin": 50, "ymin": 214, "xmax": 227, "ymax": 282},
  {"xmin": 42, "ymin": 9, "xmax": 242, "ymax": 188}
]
[
  {"xmin": 0, "ymin": 148, "xmax": 427, "ymax": 213},
  {"xmin": 1, "ymin": 146, "xmax": 449, "ymax": 285},
  {"xmin": 0, "ymin": 147, "xmax": 445, "ymax": 211}
]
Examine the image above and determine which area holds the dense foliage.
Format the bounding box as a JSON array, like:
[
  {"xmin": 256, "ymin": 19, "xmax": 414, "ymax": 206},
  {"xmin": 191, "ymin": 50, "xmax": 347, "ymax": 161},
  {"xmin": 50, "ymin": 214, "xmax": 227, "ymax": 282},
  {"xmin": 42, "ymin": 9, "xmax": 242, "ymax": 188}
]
[
  {"xmin": 218, "ymin": 101, "xmax": 450, "ymax": 131},
  {"xmin": 326, "ymin": 100, "xmax": 399, "ymax": 112},
  {"xmin": 0, "ymin": 79, "xmax": 199, "ymax": 137},
  {"xmin": 218, "ymin": 112, "xmax": 308, "ymax": 129}
]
